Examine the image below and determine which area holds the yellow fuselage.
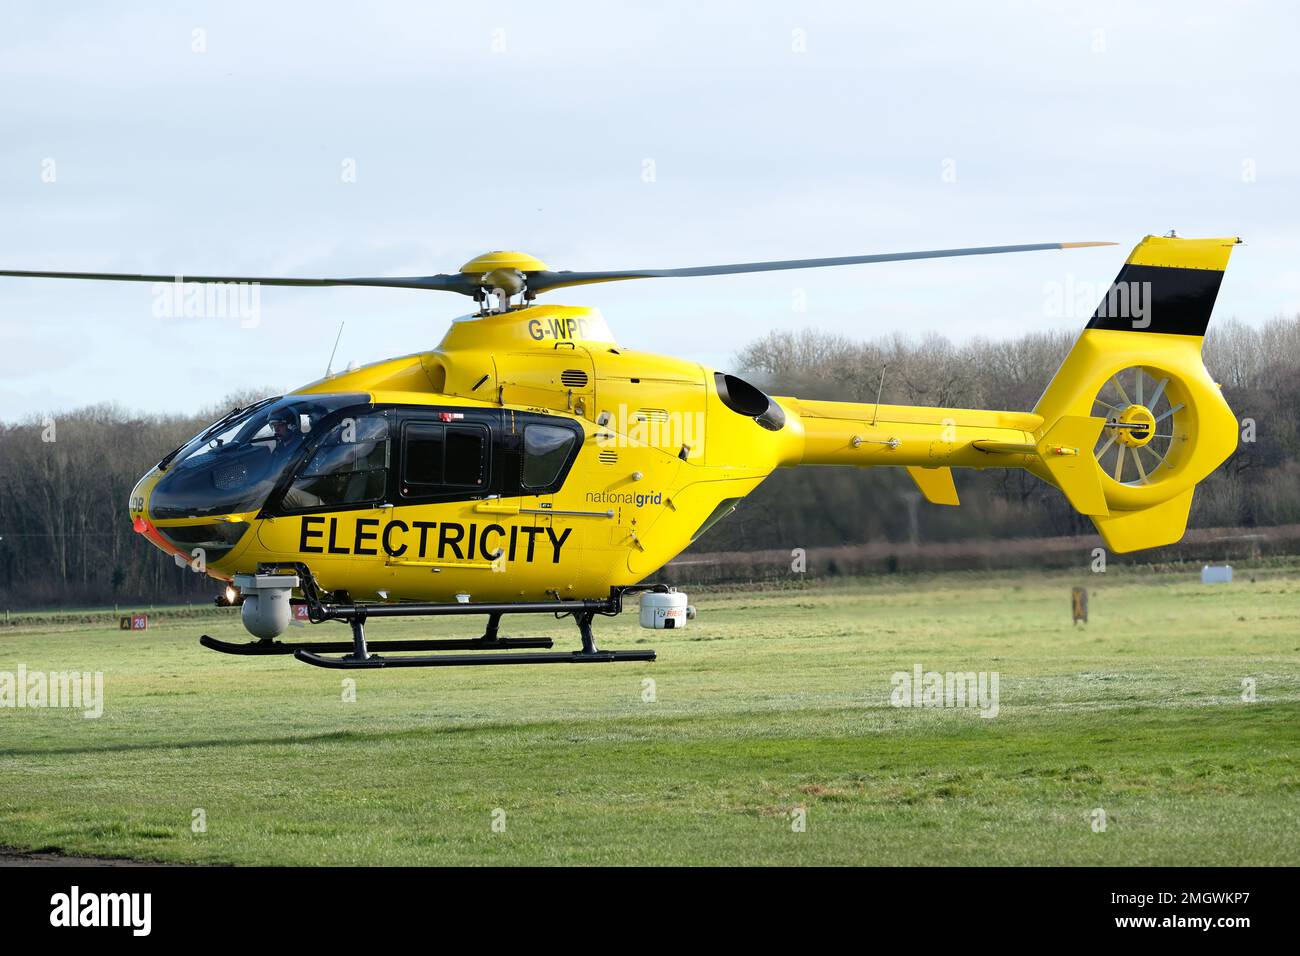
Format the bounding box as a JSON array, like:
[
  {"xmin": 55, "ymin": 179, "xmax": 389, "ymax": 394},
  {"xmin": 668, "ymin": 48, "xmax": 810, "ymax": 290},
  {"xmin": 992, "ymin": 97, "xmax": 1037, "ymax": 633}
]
[
  {"xmin": 128, "ymin": 304, "xmax": 1033, "ymax": 602},
  {"xmin": 129, "ymin": 243, "xmax": 1239, "ymax": 602}
]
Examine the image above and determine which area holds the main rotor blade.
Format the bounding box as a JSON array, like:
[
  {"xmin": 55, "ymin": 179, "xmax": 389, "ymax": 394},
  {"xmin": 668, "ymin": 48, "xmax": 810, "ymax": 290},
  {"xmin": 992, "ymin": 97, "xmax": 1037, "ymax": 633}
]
[
  {"xmin": 0, "ymin": 269, "xmax": 481, "ymax": 296},
  {"xmin": 1, "ymin": 239, "xmax": 1116, "ymax": 300},
  {"xmin": 525, "ymin": 241, "xmax": 1116, "ymax": 294}
]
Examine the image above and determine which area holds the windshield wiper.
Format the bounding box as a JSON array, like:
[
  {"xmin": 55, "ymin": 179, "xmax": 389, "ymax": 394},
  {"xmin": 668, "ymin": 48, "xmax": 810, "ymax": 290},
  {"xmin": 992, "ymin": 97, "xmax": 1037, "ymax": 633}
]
[
  {"xmin": 156, "ymin": 444, "xmax": 186, "ymax": 471},
  {"xmin": 199, "ymin": 399, "xmax": 265, "ymax": 442}
]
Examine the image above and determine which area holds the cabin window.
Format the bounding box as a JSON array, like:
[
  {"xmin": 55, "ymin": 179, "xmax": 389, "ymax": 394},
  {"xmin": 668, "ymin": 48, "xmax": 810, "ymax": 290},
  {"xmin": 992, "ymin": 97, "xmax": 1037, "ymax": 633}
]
[
  {"xmin": 283, "ymin": 413, "xmax": 389, "ymax": 510},
  {"xmin": 522, "ymin": 423, "xmax": 578, "ymax": 490},
  {"xmin": 403, "ymin": 424, "xmax": 445, "ymax": 485},
  {"xmin": 401, "ymin": 422, "xmax": 488, "ymax": 496},
  {"xmin": 446, "ymin": 429, "xmax": 487, "ymax": 485}
]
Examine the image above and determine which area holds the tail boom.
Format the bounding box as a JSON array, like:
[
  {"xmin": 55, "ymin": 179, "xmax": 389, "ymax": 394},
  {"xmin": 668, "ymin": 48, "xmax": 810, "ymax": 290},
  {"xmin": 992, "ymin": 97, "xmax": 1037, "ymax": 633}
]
[{"xmin": 774, "ymin": 234, "xmax": 1242, "ymax": 553}]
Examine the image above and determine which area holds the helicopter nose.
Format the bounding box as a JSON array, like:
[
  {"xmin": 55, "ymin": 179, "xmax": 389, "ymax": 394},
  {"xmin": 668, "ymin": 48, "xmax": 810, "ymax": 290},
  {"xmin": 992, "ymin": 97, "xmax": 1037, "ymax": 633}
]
[
  {"xmin": 130, "ymin": 502, "xmax": 197, "ymax": 568},
  {"xmin": 131, "ymin": 510, "xmax": 173, "ymax": 556},
  {"xmin": 128, "ymin": 472, "xmax": 172, "ymax": 554},
  {"xmin": 129, "ymin": 476, "xmax": 150, "ymax": 530}
]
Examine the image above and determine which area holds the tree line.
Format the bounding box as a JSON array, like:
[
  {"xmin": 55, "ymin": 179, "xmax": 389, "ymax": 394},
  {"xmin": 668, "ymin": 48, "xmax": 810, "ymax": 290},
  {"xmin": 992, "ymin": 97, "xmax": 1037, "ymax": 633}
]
[
  {"xmin": 0, "ymin": 318, "xmax": 1296, "ymax": 607},
  {"xmin": 0, "ymin": 390, "xmax": 267, "ymax": 608}
]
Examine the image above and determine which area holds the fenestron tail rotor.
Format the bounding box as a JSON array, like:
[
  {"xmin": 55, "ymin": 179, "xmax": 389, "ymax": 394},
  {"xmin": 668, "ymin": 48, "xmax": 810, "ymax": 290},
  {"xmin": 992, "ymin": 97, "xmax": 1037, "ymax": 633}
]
[
  {"xmin": 0, "ymin": 240, "xmax": 1115, "ymax": 307},
  {"xmin": 1091, "ymin": 366, "xmax": 1186, "ymax": 486}
]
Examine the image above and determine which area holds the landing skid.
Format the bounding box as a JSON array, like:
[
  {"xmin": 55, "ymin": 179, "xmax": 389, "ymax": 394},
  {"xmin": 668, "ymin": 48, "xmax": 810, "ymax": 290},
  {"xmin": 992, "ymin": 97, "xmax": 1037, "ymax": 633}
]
[
  {"xmin": 199, "ymin": 634, "xmax": 555, "ymax": 656},
  {"xmin": 294, "ymin": 647, "xmax": 655, "ymax": 669},
  {"xmin": 203, "ymin": 571, "xmax": 663, "ymax": 670}
]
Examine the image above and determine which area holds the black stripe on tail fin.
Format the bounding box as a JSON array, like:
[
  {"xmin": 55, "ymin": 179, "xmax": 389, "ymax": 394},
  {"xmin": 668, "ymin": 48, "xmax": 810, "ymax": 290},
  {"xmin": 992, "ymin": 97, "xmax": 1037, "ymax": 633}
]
[{"xmin": 1084, "ymin": 236, "xmax": 1240, "ymax": 336}]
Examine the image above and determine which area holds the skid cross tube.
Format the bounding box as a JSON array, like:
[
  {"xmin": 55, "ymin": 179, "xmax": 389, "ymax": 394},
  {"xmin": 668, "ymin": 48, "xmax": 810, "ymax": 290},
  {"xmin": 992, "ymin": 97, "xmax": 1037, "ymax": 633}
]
[{"xmin": 311, "ymin": 596, "xmax": 623, "ymax": 622}]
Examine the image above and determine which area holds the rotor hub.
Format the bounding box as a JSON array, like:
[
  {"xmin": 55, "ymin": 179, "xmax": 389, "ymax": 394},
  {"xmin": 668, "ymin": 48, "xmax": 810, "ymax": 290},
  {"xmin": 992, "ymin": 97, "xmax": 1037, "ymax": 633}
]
[
  {"xmin": 458, "ymin": 251, "xmax": 549, "ymax": 274},
  {"xmin": 459, "ymin": 252, "xmax": 550, "ymax": 312},
  {"xmin": 1111, "ymin": 404, "xmax": 1156, "ymax": 448}
]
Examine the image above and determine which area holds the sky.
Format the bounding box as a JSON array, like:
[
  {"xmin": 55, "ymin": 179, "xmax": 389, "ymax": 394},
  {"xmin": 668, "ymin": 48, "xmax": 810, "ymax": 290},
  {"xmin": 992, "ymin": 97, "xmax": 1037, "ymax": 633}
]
[{"xmin": 1, "ymin": 0, "xmax": 1297, "ymax": 421}]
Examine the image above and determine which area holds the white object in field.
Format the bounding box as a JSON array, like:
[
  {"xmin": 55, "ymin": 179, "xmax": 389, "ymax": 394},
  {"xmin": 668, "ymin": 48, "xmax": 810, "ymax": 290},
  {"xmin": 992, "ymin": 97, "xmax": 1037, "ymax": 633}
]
[
  {"xmin": 235, "ymin": 572, "xmax": 300, "ymax": 639},
  {"xmin": 1201, "ymin": 565, "xmax": 1233, "ymax": 584},
  {"xmin": 640, "ymin": 590, "xmax": 689, "ymax": 629}
]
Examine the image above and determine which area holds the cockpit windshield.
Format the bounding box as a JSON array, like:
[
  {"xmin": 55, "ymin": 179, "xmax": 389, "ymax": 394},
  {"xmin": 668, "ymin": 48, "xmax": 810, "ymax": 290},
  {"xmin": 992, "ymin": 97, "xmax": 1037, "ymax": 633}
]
[{"xmin": 149, "ymin": 394, "xmax": 366, "ymax": 519}]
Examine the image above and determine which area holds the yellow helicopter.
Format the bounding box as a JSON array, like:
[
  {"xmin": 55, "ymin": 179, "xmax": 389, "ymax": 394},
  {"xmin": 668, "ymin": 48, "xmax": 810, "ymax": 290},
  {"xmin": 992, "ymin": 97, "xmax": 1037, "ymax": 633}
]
[{"xmin": 2, "ymin": 234, "xmax": 1241, "ymax": 669}]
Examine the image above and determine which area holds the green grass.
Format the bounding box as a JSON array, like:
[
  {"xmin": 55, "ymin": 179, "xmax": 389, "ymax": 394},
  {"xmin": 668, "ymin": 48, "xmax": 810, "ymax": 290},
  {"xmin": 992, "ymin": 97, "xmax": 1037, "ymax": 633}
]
[{"xmin": 1, "ymin": 565, "xmax": 1298, "ymax": 865}]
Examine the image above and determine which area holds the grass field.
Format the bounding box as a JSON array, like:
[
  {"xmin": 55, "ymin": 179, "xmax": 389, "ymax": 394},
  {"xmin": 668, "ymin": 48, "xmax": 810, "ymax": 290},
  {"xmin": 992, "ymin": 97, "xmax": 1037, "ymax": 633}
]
[{"xmin": 1, "ymin": 564, "xmax": 1298, "ymax": 865}]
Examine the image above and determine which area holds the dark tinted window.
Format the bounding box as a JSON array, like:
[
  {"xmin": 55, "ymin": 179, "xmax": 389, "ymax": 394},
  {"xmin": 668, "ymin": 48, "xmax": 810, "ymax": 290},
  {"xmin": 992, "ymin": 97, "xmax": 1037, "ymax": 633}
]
[
  {"xmin": 403, "ymin": 424, "xmax": 444, "ymax": 485},
  {"xmin": 300, "ymin": 415, "xmax": 387, "ymax": 477},
  {"xmin": 401, "ymin": 422, "xmax": 487, "ymax": 496},
  {"xmin": 283, "ymin": 413, "xmax": 389, "ymax": 510},
  {"xmin": 522, "ymin": 424, "xmax": 577, "ymax": 489},
  {"xmin": 446, "ymin": 429, "xmax": 486, "ymax": 486}
]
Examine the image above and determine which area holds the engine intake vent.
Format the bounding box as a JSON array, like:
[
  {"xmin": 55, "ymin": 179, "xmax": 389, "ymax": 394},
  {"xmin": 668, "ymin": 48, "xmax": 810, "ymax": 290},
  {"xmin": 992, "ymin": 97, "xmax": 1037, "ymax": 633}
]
[
  {"xmin": 714, "ymin": 372, "xmax": 785, "ymax": 432},
  {"xmin": 560, "ymin": 369, "xmax": 589, "ymax": 388}
]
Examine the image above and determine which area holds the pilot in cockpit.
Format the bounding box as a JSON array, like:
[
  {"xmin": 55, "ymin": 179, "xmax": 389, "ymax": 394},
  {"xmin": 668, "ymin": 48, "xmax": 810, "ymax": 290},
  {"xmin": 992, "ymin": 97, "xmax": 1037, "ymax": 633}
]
[
  {"xmin": 265, "ymin": 408, "xmax": 302, "ymax": 448},
  {"xmin": 262, "ymin": 407, "xmax": 323, "ymax": 510}
]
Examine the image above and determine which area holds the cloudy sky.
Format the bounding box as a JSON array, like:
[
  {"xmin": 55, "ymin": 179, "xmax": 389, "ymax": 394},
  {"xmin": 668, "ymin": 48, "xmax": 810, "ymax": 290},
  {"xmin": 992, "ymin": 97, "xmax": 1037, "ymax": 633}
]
[{"xmin": 1, "ymin": 0, "xmax": 1296, "ymax": 420}]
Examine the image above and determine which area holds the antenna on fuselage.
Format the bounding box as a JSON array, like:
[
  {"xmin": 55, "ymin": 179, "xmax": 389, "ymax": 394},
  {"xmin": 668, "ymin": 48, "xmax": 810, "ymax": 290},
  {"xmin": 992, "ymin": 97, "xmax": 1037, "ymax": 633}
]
[
  {"xmin": 325, "ymin": 321, "xmax": 345, "ymax": 377},
  {"xmin": 871, "ymin": 364, "xmax": 888, "ymax": 426}
]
